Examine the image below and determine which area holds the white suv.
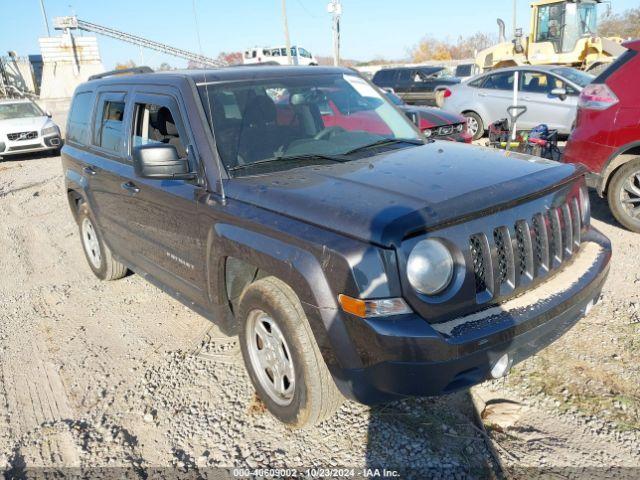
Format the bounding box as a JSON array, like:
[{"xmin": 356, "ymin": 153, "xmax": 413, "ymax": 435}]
[{"xmin": 0, "ymin": 99, "xmax": 62, "ymax": 157}]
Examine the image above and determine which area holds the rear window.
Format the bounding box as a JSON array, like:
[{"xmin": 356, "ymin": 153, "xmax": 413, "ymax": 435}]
[
  {"xmin": 593, "ymin": 49, "xmax": 637, "ymax": 84},
  {"xmin": 67, "ymin": 92, "xmax": 94, "ymax": 145}
]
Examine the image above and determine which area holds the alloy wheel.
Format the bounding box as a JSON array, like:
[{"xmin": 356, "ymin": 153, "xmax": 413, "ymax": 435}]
[
  {"xmin": 466, "ymin": 116, "xmax": 479, "ymax": 137},
  {"xmin": 620, "ymin": 170, "xmax": 640, "ymax": 219}
]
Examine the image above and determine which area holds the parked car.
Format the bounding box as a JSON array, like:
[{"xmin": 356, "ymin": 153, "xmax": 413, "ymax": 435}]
[
  {"xmin": 372, "ymin": 66, "xmax": 460, "ymax": 106},
  {"xmin": 0, "ymin": 98, "xmax": 62, "ymax": 158},
  {"xmin": 440, "ymin": 66, "xmax": 594, "ymax": 140},
  {"xmin": 563, "ymin": 40, "xmax": 640, "ymax": 232},
  {"xmin": 243, "ymin": 46, "xmax": 318, "ymax": 66},
  {"xmin": 383, "ymin": 90, "xmax": 471, "ymax": 142},
  {"xmin": 62, "ymin": 65, "xmax": 610, "ymax": 428}
]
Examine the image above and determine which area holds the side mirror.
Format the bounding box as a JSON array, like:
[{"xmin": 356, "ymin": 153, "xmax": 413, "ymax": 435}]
[
  {"xmin": 46, "ymin": 111, "xmax": 52, "ymax": 118},
  {"xmin": 132, "ymin": 144, "xmax": 195, "ymax": 180},
  {"xmin": 550, "ymin": 87, "xmax": 567, "ymax": 100}
]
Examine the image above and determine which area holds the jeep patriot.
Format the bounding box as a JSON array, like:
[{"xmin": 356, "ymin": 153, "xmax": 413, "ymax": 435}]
[{"xmin": 62, "ymin": 66, "xmax": 611, "ymax": 427}]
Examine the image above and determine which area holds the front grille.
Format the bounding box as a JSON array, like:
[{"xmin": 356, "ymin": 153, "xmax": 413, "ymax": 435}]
[
  {"xmin": 435, "ymin": 123, "xmax": 464, "ymax": 137},
  {"xmin": 7, "ymin": 131, "xmax": 38, "ymax": 141},
  {"xmin": 469, "ymin": 200, "xmax": 583, "ymax": 302}
]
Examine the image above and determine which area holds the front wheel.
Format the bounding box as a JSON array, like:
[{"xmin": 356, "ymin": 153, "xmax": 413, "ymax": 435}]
[
  {"xmin": 463, "ymin": 112, "xmax": 484, "ymax": 141},
  {"xmin": 607, "ymin": 158, "xmax": 640, "ymax": 233},
  {"xmin": 238, "ymin": 277, "xmax": 343, "ymax": 427}
]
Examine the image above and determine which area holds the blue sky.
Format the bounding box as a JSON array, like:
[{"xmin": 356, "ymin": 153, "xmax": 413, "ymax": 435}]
[{"xmin": 4, "ymin": 0, "xmax": 639, "ymax": 69}]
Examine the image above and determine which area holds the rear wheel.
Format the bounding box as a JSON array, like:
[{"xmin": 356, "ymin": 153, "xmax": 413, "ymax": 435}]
[
  {"xmin": 607, "ymin": 158, "xmax": 640, "ymax": 233},
  {"xmin": 238, "ymin": 277, "xmax": 343, "ymax": 427},
  {"xmin": 78, "ymin": 203, "xmax": 128, "ymax": 280},
  {"xmin": 464, "ymin": 112, "xmax": 484, "ymax": 141}
]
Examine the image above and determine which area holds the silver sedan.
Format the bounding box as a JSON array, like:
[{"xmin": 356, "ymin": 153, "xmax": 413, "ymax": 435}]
[{"xmin": 440, "ymin": 66, "xmax": 594, "ymax": 140}]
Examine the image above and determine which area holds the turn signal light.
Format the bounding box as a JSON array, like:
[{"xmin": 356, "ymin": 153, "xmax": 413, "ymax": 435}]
[{"xmin": 338, "ymin": 294, "xmax": 412, "ymax": 318}]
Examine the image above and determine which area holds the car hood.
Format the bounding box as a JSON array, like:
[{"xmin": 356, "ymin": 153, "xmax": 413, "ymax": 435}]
[
  {"xmin": 0, "ymin": 116, "xmax": 49, "ymax": 133},
  {"xmin": 226, "ymin": 142, "xmax": 584, "ymax": 247},
  {"xmin": 400, "ymin": 105, "xmax": 464, "ymax": 127}
]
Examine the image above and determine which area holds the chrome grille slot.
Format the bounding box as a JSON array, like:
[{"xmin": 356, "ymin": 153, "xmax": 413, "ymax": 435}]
[
  {"xmin": 514, "ymin": 220, "xmax": 534, "ymax": 283},
  {"xmin": 561, "ymin": 203, "xmax": 574, "ymax": 256},
  {"xmin": 570, "ymin": 198, "xmax": 581, "ymax": 247},
  {"xmin": 548, "ymin": 208, "xmax": 563, "ymax": 266},
  {"xmin": 493, "ymin": 226, "xmax": 515, "ymax": 291},
  {"xmin": 469, "ymin": 233, "xmax": 492, "ymax": 295},
  {"xmin": 468, "ymin": 198, "xmax": 583, "ymax": 304},
  {"xmin": 532, "ymin": 213, "xmax": 550, "ymax": 276}
]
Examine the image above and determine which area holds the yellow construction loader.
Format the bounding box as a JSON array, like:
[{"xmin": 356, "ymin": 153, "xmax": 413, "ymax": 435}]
[{"xmin": 476, "ymin": 0, "xmax": 626, "ymax": 74}]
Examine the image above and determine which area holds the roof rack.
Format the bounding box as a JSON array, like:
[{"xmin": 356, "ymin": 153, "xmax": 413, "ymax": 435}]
[{"xmin": 88, "ymin": 66, "xmax": 154, "ymax": 81}]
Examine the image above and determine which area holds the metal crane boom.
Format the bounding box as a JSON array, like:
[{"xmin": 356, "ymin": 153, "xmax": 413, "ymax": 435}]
[{"xmin": 53, "ymin": 16, "xmax": 225, "ymax": 67}]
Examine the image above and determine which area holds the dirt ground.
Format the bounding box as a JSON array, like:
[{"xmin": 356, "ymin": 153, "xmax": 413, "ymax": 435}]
[{"xmin": 0, "ymin": 150, "xmax": 638, "ymax": 479}]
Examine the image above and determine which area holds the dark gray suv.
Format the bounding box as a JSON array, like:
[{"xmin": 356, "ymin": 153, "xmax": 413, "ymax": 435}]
[{"xmin": 62, "ymin": 66, "xmax": 611, "ymax": 427}]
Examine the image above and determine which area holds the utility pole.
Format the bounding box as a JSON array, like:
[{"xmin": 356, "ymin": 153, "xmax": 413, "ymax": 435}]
[
  {"xmin": 39, "ymin": 0, "xmax": 51, "ymax": 37},
  {"xmin": 281, "ymin": 0, "xmax": 293, "ymax": 65},
  {"xmin": 512, "ymin": 0, "xmax": 517, "ymax": 39},
  {"xmin": 327, "ymin": 0, "xmax": 342, "ymax": 66}
]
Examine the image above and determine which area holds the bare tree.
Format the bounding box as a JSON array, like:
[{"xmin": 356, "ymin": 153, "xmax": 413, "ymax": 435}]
[
  {"xmin": 410, "ymin": 32, "xmax": 495, "ymax": 62},
  {"xmin": 600, "ymin": 7, "xmax": 640, "ymax": 39},
  {"xmin": 115, "ymin": 60, "xmax": 136, "ymax": 70}
]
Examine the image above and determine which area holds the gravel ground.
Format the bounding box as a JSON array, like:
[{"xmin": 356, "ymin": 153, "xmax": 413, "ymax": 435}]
[
  {"xmin": 0, "ymin": 154, "xmax": 496, "ymax": 478},
  {"xmin": 1, "ymin": 149, "xmax": 638, "ymax": 479}
]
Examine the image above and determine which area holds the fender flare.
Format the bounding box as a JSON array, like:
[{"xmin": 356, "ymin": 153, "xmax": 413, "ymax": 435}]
[
  {"xmin": 206, "ymin": 223, "xmax": 363, "ymax": 370},
  {"xmin": 598, "ymin": 141, "xmax": 640, "ymax": 195}
]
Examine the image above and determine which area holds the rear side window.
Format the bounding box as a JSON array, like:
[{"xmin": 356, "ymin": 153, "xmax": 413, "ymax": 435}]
[
  {"xmin": 483, "ymin": 71, "xmax": 515, "ymax": 90},
  {"xmin": 96, "ymin": 99, "xmax": 125, "ymax": 153},
  {"xmin": 593, "ymin": 49, "xmax": 638, "ymax": 84},
  {"xmin": 373, "ymin": 69, "xmax": 394, "ymax": 83},
  {"xmin": 67, "ymin": 92, "xmax": 94, "ymax": 144}
]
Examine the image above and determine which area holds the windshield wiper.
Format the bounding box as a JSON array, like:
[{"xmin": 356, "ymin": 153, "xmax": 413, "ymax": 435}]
[
  {"xmin": 228, "ymin": 153, "xmax": 347, "ymax": 172},
  {"xmin": 342, "ymin": 138, "xmax": 425, "ymax": 156}
]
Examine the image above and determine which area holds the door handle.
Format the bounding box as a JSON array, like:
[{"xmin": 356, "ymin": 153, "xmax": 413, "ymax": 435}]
[
  {"xmin": 83, "ymin": 166, "xmax": 97, "ymax": 176},
  {"xmin": 121, "ymin": 181, "xmax": 140, "ymax": 194},
  {"xmin": 522, "ymin": 96, "xmax": 533, "ymax": 101},
  {"xmin": 478, "ymin": 92, "xmax": 487, "ymax": 97}
]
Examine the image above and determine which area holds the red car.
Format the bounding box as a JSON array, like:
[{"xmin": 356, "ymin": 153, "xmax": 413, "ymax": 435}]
[
  {"xmin": 563, "ymin": 40, "xmax": 640, "ymax": 232},
  {"xmin": 384, "ymin": 91, "xmax": 472, "ymax": 143}
]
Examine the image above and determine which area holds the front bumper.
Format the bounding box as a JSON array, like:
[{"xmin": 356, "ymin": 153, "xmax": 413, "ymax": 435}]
[
  {"xmin": 0, "ymin": 134, "xmax": 61, "ymax": 156},
  {"xmin": 331, "ymin": 228, "xmax": 611, "ymax": 404}
]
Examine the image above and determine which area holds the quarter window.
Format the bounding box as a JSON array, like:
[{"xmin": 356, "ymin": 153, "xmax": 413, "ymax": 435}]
[
  {"xmin": 96, "ymin": 99, "xmax": 125, "ymax": 152},
  {"xmin": 67, "ymin": 92, "xmax": 94, "ymax": 144}
]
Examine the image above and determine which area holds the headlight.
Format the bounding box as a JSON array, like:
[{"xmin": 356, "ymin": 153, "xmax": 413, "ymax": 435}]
[
  {"xmin": 42, "ymin": 125, "xmax": 60, "ymax": 136},
  {"xmin": 423, "ymin": 128, "xmax": 433, "ymax": 138},
  {"xmin": 456, "ymin": 123, "xmax": 464, "ymax": 133},
  {"xmin": 407, "ymin": 239, "xmax": 454, "ymax": 295}
]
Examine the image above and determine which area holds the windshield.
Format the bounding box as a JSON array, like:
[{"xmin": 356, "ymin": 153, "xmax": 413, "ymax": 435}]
[
  {"xmin": 551, "ymin": 67, "xmax": 594, "ymax": 87},
  {"xmin": 563, "ymin": 1, "xmax": 598, "ymax": 52},
  {"xmin": 198, "ymin": 73, "xmax": 421, "ymax": 176},
  {"xmin": 0, "ymin": 102, "xmax": 43, "ymax": 120},
  {"xmin": 535, "ymin": 1, "xmax": 598, "ymax": 53}
]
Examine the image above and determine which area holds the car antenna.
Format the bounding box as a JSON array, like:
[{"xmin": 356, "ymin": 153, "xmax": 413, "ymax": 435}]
[{"xmin": 192, "ymin": 0, "xmax": 227, "ymax": 206}]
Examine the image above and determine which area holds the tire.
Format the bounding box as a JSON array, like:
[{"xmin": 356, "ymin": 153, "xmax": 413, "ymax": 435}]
[
  {"xmin": 463, "ymin": 111, "xmax": 484, "ymax": 141},
  {"xmin": 77, "ymin": 202, "xmax": 128, "ymax": 280},
  {"xmin": 607, "ymin": 158, "xmax": 640, "ymax": 233},
  {"xmin": 238, "ymin": 276, "xmax": 343, "ymax": 427}
]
